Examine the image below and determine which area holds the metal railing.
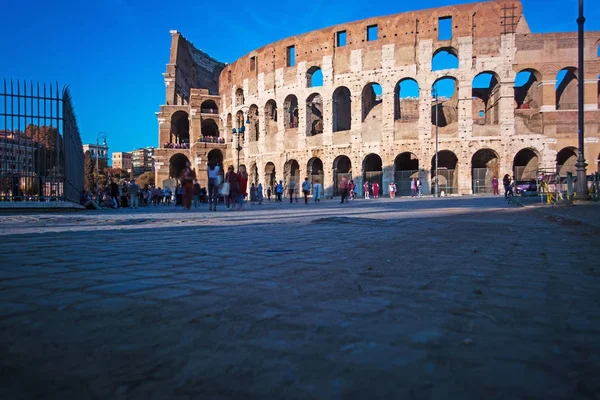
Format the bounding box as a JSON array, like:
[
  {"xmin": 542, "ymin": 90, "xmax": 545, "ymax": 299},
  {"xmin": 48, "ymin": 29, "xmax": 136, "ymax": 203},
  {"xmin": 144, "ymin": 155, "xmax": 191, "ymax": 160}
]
[{"xmin": 0, "ymin": 80, "xmax": 83, "ymax": 202}]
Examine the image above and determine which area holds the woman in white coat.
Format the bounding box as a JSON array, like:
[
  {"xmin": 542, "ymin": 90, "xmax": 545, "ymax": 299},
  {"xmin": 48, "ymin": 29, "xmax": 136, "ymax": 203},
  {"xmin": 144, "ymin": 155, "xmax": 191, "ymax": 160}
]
[{"xmin": 313, "ymin": 180, "xmax": 323, "ymax": 202}]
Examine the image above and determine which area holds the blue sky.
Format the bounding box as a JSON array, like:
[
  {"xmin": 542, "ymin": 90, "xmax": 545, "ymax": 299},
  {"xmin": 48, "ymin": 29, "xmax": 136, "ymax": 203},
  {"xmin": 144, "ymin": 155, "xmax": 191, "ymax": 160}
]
[{"xmin": 1, "ymin": 0, "xmax": 598, "ymax": 155}]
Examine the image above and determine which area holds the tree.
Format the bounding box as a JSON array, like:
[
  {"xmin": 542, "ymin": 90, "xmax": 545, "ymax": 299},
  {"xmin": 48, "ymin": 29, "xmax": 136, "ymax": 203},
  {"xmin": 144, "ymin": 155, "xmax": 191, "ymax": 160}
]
[
  {"xmin": 137, "ymin": 171, "xmax": 155, "ymax": 188},
  {"xmin": 84, "ymin": 151, "xmax": 95, "ymax": 191}
]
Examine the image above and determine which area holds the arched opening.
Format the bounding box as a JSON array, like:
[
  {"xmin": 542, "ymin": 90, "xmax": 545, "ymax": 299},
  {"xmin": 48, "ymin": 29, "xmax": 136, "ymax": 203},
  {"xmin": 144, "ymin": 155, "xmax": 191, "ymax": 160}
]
[
  {"xmin": 432, "ymin": 47, "xmax": 459, "ymax": 71},
  {"xmin": 265, "ymin": 162, "xmax": 276, "ymax": 190},
  {"xmin": 556, "ymin": 67, "xmax": 578, "ymax": 110},
  {"xmin": 472, "ymin": 72, "xmax": 500, "ymax": 125},
  {"xmin": 556, "ymin": 147, "xmax": 577, "ymax": 175},
  {"xmin": 307, "ymin": 157, "xmax": 324, "ymax": 188},
  {"xmin": 170, "ymin": 111, "xmax": 189, "ymax": 145},
  {"xmin": 333, "ymin": 86, "xmax": 352, "ymax": 132},
  {"xmin": 264, "ymin": 100, "xmax": 278, "ymax": 135},
  {"xmin": 514, "ymin": 69, "xmax": 542, "ymax": 109},
  {"xmin": 307, "ymin": 66, "xmax": 323, "ymax": 88},
  {"xmin": 394, "ymin": 152, "xmax": 419, "ymax": 196},
  {"xmin": 226, "ymin": 113, "xmax": 233, "ymax": 135},
  {"xmin": 306, "ymin": 93, "xmax": 323, "ymax": 136},
  {"xmin": 284, "ymin": 95, "xmax": 299, "ymax": 129},
  {"xmin": 333, "ymin": 155, "xmax": 352, "ymax": 196},
  {"xmin": 248, "ymin": 104, "xmax": 259, "ymax": 141},
  {"xmin": 363, "ymin": 153, "xmax": 383, "ymax": 191},
  {"xmin": 235, "ymin": 88, "xmax": 245, "ymax": 106},
  {"xmin": 471, "ymin": 149, "xmax": 499, "ymax": 194},
  {"xmin": 432, "ymin": 77, "xmax": 458, "ymax": 127},
  {"xmin": 201, "ymin": 119, "xmax": 219, "ymax": 138},
  {"xmin": 207, "ymin": 149, "xmax": 223, "ymax": 167},
  {"xmin": 169, "ymin": 153, "xmax": 190, "ymax": 180},
  {"xmin": 513, "ymin": 148, "xmax": 539, "ymax": 180},
  {"xmin": 431, "ymin": 150, "xmax": 458, "ymax": 195},
  {"xmin": 201, "ymin": 100, "xmax": 218, "ymax": 114},
  {"xmin": 249, "ymin": 162, "xmax": 259, "ymax": 186},
  {"xmin": 394, "ymin": 78, "xmax": 419, "ymax": 121},
  {"xmin": 361, "ymin": 83, "xmax": 382, "ymax": 122},
  {"xmin": 284, "ymin": 159, "xmax": 300, "ymax": 185}
]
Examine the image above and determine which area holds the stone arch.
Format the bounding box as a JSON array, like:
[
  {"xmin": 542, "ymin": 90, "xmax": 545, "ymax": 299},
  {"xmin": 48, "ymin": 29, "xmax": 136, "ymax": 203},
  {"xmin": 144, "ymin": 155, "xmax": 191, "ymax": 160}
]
[
  {"xmin": 361, "ymin": 82, "xmax": 383, "ymax": 122},
  {"xmin": 226, "ymin": 113, "xmax": 233, "ymax": 135},
  {"xmin": 235, "ymin": 88, "xmax": 245, "ymax": 106},
  {"xmin": 307, "ymin": 157, "xmax": 324, "ymax": 186},
  {"xmin": 394, "ymin": 152, "xmax": 419, "ymax": 196},
  {"xmin": 248, "ymin": 104, "xmax": 259, "ymax": 141},
  {"xmin": 169, "ymin": 153, "xmax": 189, "ymax": 180},
  {"xmin": 471, "ymin": 149, "xmax": 500, "ymax": 194},
  {"xmin": 170, "ymin": 111, "xmax": 189, "ymax": 144},
  {"xmin": 472, "ymin": 72, "xmax": 501, "ymax": 125},
  {"xmin": 556, "ymin": 67, "xmax": 578, "ymax": 110},
  {"xmin": 201, "ymin": 100, "xmax": 218, "ymax": 114},
  {"xmin": 265, "ymin": 162, "xmax": 276, "ymax": 189},
  {"xmin": 264, "ymin": 100, "xmax": 278, "ymax": 135},
  {"xmin": 207, "ymin": 149, "xmax": 224, "ymax": 167},
  {"xmin": 201, "ymin": 119, "xmax": 219, "ymax": 138},
  {"xmin": 284, "ymin": 95, "xmax": 299, "ymax": 129},
  {"xmin": 284, "ymin": 159, "xmax": 300, "ymax": 184},
  {"xmin": 235, "ymin": 110, "xmax": 246, "ymax": 130},
  {"xmin": 432, "ymin": 47, "xmax": 459, "ymax": 71},
  {"xmin": 513, "ymin": 148, "xmax": 539, "ymax": 180},
  {"xmin": 363, "ymin": 153, "xmax": 383, "ymax": 190},
  {"xmin": 306, "ymin": 93, "xmax": 323, "ymax": 136},
  {"xmin": 394, "ymin": 78, "xmax": 419, "ymax": 121},
  {"xmin": 307, "ymin": 66, "xmax": 323, "ymax": 88},
  {"xmin": 432, "ymin": 77, "xmax": 458, "ymax": 127},
  {"xmin": 333, "ymin": 155, "xmax": 352, "ymax": 196},
  {"xmin": 249, "ymin": 162, "xmax": 259, "ymax": 186},
  {"xmin": 514, "ymin": 69, "xmax": 542, "ymax": 109},
  {"xmin": 431, "ymin": 150, "xmax": 458, "ymax": 195},
  {"xmin": 556, "ymin": 147, "xmax": 577, "ymax": 175},
  {"xmin": 333, "ymin": 86, "xmax": 352, "ymax": 132}
]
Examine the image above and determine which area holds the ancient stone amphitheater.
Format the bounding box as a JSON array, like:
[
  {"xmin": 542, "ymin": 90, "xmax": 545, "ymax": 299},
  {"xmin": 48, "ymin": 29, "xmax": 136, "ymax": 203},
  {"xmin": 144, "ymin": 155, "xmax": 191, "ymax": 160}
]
[{"xmin": 155, "ymin": 0, "xmax": 600, "ymax": 196}]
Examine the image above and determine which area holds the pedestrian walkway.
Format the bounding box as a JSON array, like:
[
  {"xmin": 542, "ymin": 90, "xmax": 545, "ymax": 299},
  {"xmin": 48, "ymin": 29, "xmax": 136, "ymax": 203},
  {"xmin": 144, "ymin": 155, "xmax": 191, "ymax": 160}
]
[{"xmin": 0, "ymin": 197, "xmax": 598, "ymax": 399}]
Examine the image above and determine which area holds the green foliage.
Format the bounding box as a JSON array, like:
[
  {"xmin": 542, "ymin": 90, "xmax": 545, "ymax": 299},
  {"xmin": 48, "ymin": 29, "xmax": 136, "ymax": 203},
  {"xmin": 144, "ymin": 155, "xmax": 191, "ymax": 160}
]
[{"xmin": 137, "ymin": 171, "xmax": 155, "ymax": 188}]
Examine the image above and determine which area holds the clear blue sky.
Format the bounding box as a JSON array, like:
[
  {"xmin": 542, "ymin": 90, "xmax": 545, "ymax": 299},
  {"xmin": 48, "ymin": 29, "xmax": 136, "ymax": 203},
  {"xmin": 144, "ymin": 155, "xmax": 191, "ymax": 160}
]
[{"xmin": 1, "ymin": 0, "xmax": 597, "ymax": 155}]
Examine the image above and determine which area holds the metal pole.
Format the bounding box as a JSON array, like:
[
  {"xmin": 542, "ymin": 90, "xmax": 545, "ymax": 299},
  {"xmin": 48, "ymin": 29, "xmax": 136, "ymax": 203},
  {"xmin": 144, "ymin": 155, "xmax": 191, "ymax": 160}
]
[
  {"xmin": 575, "ymin": 0, "xmax": 589, "ymax": 200},
  {"xmin": 95, "ymin": 137, "xmax": 99, "ymax": 175},
  {"xmin": 434, "ymin": 87, "xmax": 439, "ymax": 198},
  {"xmin": 237, "ymin": 133, "xmax": 240, "ymax": 171}
]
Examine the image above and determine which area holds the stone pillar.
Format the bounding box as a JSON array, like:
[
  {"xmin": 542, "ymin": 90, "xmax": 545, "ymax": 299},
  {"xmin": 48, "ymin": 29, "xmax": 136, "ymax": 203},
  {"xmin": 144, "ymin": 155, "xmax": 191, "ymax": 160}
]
[
  {"xmin": 584, "ymin": 77, "xmax": 599, "ymax": 110},
  {"xmin": 539, "ymin": 79, "xmax": 557, "ymax": 112},
  {"xmin": 458, "ymin": 81, "xmax": 472, "ymax": 141}
]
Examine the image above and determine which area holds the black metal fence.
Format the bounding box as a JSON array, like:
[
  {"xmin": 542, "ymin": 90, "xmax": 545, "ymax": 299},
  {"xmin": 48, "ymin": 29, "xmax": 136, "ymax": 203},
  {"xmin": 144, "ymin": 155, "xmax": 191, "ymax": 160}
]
[{"xmin": 0, "ymin": 80, "xmax": 83, "ymax": 203}]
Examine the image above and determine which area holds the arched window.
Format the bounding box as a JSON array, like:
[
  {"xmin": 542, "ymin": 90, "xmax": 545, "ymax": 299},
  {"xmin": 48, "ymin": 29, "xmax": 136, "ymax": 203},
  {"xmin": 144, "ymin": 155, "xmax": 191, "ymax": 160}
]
[
  {"xmin": 432, "ymin": 47, "xmax": 458, "ymax": 71},
  {"xmin": 235, "ymin": 88, "xmax": 245, "ymax": 106},
  {"xmin": 361, "ymin": 83, "xmax": 382, "ymax": 122},
  {"xmin": 201, "ymin": 100, "xmax": 218, "ymax": 114},
  {"xmin": 307, "ymin": 66, "xmax": 323, "ymax": 88},
  {"xmin": 248, "ymin": 104, "xmax": 259, "ymax": 141},
  {"xmin": 306, "ymin": 93, "xmax": 323, "ymax": 136},
  {"xmin": 284, "ymin": 95, "xmax": 298, "ymax": 129},
  {"xmin": 514, "ymin": 69, "xmax": 542, "ymax": 109},
  {"xmin": 264, "ymin": 100, "xmax": 278, "ymax": 135},
  {"xmin": 201, "ymin": 119, "xmax": 219, "ymax": 138},
  {"xmin": 332, "ymin": 87, "xmax": 352, "ymax": 132},
  {"xmin": 431, "ymin": 77, "xmax": 458, "ymax": 127},
  {"xmin": 472, "ymin": 72, "xmax": 500, "ymax": 125},
  {"xmin": 556, "ymin": 67, "xmax": 578, "ymax": 110},
  {"xmin": 394, "ymin": 79, "xmax": 419, "ymax": 121},
  {"xmin": 170, "ymin": 111, "xmax": 189, "ymax": 144}
]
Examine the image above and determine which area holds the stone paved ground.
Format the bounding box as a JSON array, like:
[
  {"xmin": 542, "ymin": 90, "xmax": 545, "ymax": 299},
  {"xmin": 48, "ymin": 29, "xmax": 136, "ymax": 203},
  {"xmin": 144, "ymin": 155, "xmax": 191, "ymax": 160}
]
[{"xmin": 0, "ymin": 197, "xmax": 599, "ymax": 399}]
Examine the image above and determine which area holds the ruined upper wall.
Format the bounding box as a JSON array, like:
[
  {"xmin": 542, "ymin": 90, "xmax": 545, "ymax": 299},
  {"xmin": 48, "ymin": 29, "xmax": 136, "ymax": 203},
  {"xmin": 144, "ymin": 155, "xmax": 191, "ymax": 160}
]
[
  {"xmin": 218, "ymin": 0, "xmax": 525, "ymax": 96},
  {"xmin": 165, "ymin": 31, "xmax": 225, "ymax": 105}
]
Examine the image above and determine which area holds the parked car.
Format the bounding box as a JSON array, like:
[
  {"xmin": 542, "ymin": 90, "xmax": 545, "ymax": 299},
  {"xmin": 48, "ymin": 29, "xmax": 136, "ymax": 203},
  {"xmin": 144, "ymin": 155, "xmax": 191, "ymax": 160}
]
[{"xmin": 514, "ymin": 179, "xmax": 538, "ymax": 196}]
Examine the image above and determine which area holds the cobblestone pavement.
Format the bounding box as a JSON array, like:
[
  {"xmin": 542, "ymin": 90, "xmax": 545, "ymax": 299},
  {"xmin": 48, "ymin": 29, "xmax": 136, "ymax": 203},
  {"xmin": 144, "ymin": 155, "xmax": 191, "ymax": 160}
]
[{"xmin": 0, "ymin": 197, "xmax": 599, "ymax": 399}]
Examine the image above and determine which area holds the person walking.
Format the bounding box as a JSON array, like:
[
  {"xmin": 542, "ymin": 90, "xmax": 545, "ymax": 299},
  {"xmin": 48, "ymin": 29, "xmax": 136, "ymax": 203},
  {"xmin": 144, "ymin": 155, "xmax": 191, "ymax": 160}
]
[
  {"xmin": 339, "ymin": 175, "xmax": 349, "ymax": 204},
  {"xmin": 109, "ymin": 179, "xmax": 119, "ymax": 208},
  {"xmin": 193, "ymin": 179, "xmax": 201, "ymax": 208},
  {"xmin": 225, "ymin": 165, "xmax": 240, "ymax": 209},
  {"xmin": 288, "ymin": 179, "xmax": 297, "ymax": 204},
  {"xmin": 502, "ymin": 174, "xmax": 513, "ymax": 198},
  {"xmin": 238, "ymin": 165, "xmax": 248, "ymax": 210},
  {"xmin": 492, "ymin": 176, "xmax": 499, "ymax": 195},
  {"xmin": 302, "ymin": 177, "xmax": 311, "ymax": 205},
  {"xmin": 313, "ymin": 179, "xmax": 322, "ymax": 202},
  {"xmin": 257, "ymin": 183, "xmax": 264, "ymax": 204},
  {"xmin": 267, "ymin": 186, "xmax": 272, "ymax": 201},
  {"xmin": 410, "ymin": 178, "xmax": 417, "ymax": 197},
  {"xmin": 179, "ymin": 161, "xmax": 196, "ymax": 210},
  {"xmin": 416, "ymin": 178, "xmax": 422, "ymax": 197},
  {"xmin": 363, "ymin": 181, "xmax": 370, "ymax": 199},
  {"xmin": 372, "ymin": 181, "xmax": 380, "ymax": 199},
  {"xmin": 276, "ymin": 180, "xmax": 284, "ymax": 202},
  {"xmin": 389, "ymin": 182, "xmax": 395, "ymax": 198},
  {"xmin": 349, "ymin": 179, "xmax": 356, "ymax": 200},
  {"xmin": 128, "ymin": 179, "xmax": 139, "ymax": 209},
  {"xmin": 207, "ymin": 160, "xmax": 221, "ymax": 211},
  {"xmin": 250, "ymin": 183, "xmax": 257, "ymax": 205},
  {"xmin": 164, "ymin": 187, "xmax": 172, "ymax": 206}
]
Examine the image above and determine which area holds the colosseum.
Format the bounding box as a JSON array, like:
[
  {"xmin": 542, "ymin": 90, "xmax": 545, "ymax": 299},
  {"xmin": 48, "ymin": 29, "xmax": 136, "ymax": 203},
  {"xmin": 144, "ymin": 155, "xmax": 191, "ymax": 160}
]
[{"xmin": 154, "ymin": 0, "xmax": 600, "ymax": 197}]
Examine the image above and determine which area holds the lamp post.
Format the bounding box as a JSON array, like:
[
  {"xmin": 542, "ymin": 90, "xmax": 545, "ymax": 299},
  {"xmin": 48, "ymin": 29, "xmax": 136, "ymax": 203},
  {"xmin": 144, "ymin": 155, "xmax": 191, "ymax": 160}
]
[
  {"xmin": 96, "ymin": 132, "xmax": 107, "ymax": 174},
  {"xmin": 231, "ymin": 109, "xmax": 250, "ymax": 171},
  {"xmin": 433, "ymin": 86, "xmax": 439, "ymax": 197},
  {"xmin": 575, "ymin": 0, "xmax": 589, "ymax": 199}
]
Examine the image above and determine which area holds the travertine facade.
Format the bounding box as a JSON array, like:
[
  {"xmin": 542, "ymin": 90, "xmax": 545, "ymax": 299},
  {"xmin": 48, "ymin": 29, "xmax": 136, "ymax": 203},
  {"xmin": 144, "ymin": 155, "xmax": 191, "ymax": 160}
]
[{"xmin": 155, "ymin": 0, "xmax": 600, "ymax": 196}]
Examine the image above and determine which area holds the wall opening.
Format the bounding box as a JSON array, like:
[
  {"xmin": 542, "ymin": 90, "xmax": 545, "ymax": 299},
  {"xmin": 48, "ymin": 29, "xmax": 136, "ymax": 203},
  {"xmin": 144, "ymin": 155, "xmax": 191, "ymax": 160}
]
[
  {"xmin": 306, "ymin": 93, "xmax": 324, "ymax": 136},
  {"xmin": 336, "ymin": 30, "xmax": 347, "ymax": 47},
  {"xmin": 201, "ymin": 100, "xmax": 218, "ymax": 114},
  {"xmin": 514, "ymin": 69, "xmax": 542, "ymax": 109},
  {"xmin": 333, "ymin": 155, "xmax": 352, "ymax": 196},
  {"xmin": 394, "ymin": 152, "xmax": 419, "ymax": 196},
  {"xmin": 248, "ymin": 104, "xmax": 259, "ymax": 141},
  {"xmin": 264, "ymin": 100, "xmax": 278, "ymax": 135},
  {"xmin": 307, "ymin": 157, "xmax": 324, "ymax": 188},
  {"xmin": 472, "ymin": 72, "xmax": 500, "ymax": 125},
  {"xmin": 333, "ymin": 86, "xmax": 352, "ymax": 132},
  {"xmin": 438, "ymin": 16, "xmax": 452, "ymax": 40},
  {"xmin": 307, "ymin": 66, "xmax": 323, "ymax": 88},
  {"xmin": 250, "ymin": 56, "xmax": 257, "ymax": 71},
  {"xmin": 471, "ymin": 149, "xmax": 499, "ymax": 194},
  {"xmin": 513, "ymin": 148, "xmax": 539, "ymax": 180},
  {"xmin": 363, "ymin": 153, "xmax": 383, "ymax": 192},
  {"xmin": 284, "ymin": 95, "xmax": 299, "ymax": 129},
  {"xmin": 367, "ymin": 25, "xmax": 378, "ymax": 41},
  {"xmin": 265, "ymin": 162, "xmax": 276, "ymax": 189},
  {"xmin": 170, "ymin": 111, "xmax": 189, "ymax": 144},
  {"xmin": 287, "ymin": 45, "xmax": 296, "ymax": 67},
  {"xmin": 431, "ymin": 150, "xmax": 458, "ymax": 195},
  {"xmin": 432, "ymin": 47, "xmax": 458, "ymax": 71},
  {"xmin": 556, "ymin": 67, "xmax": 578, "ymax": 110},
  {"xmin": 201, "ymin": 119, "xmax": 219, "ymax": 138},
  {"xmin": 394, "ymin": 78, "xmax": 419, "ymax": 121},
  {"xmin": 361, "ymin": 83, "xmax": 382, "ymax": 122},
  {"xmin": 235, "ymin": 88, "xmax": 245, "ymax": 106},
  {"xmin": 431, "ymin": 77, "xmax": 458, "ymax": 127},
  {"xmin": 169, "ymin": 153, "xmax": 190, "ymax": 179},
  {"xmin": 556, "ymin": 147, "xmax": 577, "ymax": 175},
  {"xmin": 284, "ymin": 159, "xmax": 300, "ymax": 184}
]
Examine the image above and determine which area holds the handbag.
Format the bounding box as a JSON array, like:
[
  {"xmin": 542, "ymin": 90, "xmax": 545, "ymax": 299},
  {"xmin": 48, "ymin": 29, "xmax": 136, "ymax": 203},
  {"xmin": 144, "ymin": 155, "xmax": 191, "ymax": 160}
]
[{"xmin": 220, "ymin": 182, "xmax": 230, "ymax": 196}]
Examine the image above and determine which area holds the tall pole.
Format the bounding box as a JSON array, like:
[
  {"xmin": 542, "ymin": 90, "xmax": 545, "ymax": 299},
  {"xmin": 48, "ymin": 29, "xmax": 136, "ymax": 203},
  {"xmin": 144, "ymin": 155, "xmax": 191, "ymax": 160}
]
[
  {"xmin": 434, "ymin": 86, "xmax": 439, "ymax": 198},
  {"xmin": 575, "ymin": 0, "xmax": 589, "ymax": 199},
  {"xmin": 95, "ymin": 138, "xmax": 99, "ymax": 175},
  {"xmin": 236, "ymin": 133, "xmax": 240, "ymax": 171}
]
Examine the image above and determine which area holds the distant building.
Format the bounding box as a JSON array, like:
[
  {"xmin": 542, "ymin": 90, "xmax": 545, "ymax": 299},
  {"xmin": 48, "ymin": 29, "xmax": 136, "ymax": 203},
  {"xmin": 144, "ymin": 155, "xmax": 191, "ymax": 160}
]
[
  {"xmin": 112, "ymin": 152, "xmax": 132, "ymax": 171},
  {"xmin": 83, "ymin": 142, "xmax": 109, "ymax": 171},
  {"xmin": 0, "ymin": 130, "xmax": 35, "ymax": 176},
  {"xmin": 131, "ymin": 147, "xmax": 155, "ymax": 177}
]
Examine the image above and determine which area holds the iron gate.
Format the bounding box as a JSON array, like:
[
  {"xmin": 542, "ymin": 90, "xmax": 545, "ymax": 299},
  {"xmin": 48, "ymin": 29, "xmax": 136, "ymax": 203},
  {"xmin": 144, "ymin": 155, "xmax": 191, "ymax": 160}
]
[
  {"xmin": 472, "ymin": 168, "xmax": 493, "ymax": 194},
  {"xmin": 434, "ymin": 169, "xmax": 456, "ymax": 195},
  {"xmin": 0, "ymin": 80, "xmax": 83, "ymax": 202},
  {"xmin": 394, "ymin": 170, "xmax": 418, "ymax": 196}
]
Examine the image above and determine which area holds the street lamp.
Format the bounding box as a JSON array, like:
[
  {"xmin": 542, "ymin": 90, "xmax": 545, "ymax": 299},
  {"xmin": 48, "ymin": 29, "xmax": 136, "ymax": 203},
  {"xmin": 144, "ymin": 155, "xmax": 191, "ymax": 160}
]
[
  {"xmin": 231, "ymin": 109, "xmax": 250, "ymax": 171},
  {"xmin": 96, "ymin": 132, "xmax": 107, "ymax": 174},
  {"xmin": 575, "ymin": 0, "xmax": 589, "ymax": 199},
  {"xmin": 433, "ymin": 86, "xmax": 439, "ymax": 197}
]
